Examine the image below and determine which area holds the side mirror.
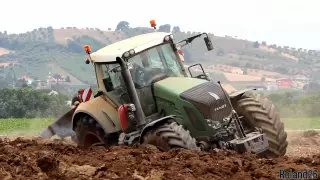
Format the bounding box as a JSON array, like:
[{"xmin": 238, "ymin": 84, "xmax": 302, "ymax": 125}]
[{"xmin": 204, "ymin": 37, "xmax": 213, "ymax": 51}]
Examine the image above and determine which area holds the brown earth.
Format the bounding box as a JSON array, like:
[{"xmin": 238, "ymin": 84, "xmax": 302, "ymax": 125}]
[{"xmin": 0, "ymin": 131, "xmax": 319, "ymax": 180}]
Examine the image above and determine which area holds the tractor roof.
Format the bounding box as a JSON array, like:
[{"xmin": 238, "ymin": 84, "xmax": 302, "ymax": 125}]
[{"xmin": 91, "ymin": 32, "xmax": 171, "ymax": 63}]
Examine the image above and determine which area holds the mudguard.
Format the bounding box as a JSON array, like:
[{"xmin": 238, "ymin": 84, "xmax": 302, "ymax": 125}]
[
  {"xmin": 139, "ymin": 115, "xmax": 176, "ymax": 143},
  {"xmin": 229, "ymin": 88, "xmax": 256, "ymax": 99},
  {"xmin": 72, "ymin": 96, "xmax": 122, "ymax": 133}
]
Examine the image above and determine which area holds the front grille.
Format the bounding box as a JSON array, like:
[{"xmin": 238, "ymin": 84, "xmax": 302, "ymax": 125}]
[{"xmin": 180, "ymin": 81, "xmax": 232, "ymax": 122}]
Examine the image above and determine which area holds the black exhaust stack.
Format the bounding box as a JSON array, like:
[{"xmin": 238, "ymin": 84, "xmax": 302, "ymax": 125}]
[{"xmin": 116, "ymin": 57, "xmax": 146, "ymax": 127}]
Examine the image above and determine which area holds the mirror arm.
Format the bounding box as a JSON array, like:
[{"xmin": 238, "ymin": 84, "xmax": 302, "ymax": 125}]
[{"xmin": 176, "ymin": 33, "xmax": 209, "ymax": 48}]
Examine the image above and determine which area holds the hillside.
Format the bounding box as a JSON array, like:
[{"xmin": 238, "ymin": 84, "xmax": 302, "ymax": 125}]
[{"xmin": 0, "ymin": 21, "xmax": 319, "ymax": 91}]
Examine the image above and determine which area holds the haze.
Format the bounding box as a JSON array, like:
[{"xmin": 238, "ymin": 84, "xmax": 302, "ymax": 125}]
[{"xmin": 1, "ymin": 0, "xmax": 319, "ymax": 50}]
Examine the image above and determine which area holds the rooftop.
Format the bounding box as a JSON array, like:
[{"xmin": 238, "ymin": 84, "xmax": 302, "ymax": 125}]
[{"xmin": 91, "ymin": 32, "xmax": 171, "ymax": 63}]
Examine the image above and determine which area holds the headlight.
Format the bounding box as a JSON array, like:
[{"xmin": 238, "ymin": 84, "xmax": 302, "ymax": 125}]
[
  {"xmin": 123, "ymin": 51, "xmax": 130, "ymax": 58},
  {"xmin": 164, "ymin": 35, "xmax": 172, "ymax": 42},
  {"xmin": 129, "ymin": 49, "xmax": 135, "ymax": 55},
  {"xmin": 123, "ymin": 49, "xmax": 135, "ymax": 58}
]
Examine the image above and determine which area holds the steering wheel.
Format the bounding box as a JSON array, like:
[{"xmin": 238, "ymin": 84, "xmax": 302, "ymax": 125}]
[{"xmin": 109, "ymin": 65, "xmax": 121, "ymax": 73}]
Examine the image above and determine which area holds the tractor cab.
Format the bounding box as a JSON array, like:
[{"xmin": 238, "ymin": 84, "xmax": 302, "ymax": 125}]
[
  {"xmin": 86, "ymin": 29, "xmax": 214, "ymax": 118},
  {"xmin": 100, "ymin": 42, "xmax": 186, "ymax": 117}
]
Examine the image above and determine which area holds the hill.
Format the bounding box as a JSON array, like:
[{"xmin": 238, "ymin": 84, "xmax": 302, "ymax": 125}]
[{"xmin": 0, "ymin": 21, "xmax": 319, "ymax": 91}]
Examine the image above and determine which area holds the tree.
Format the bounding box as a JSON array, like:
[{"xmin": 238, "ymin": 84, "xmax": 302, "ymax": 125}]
[
  {"xmin": 253, "ymin": 41, "xmax": 260, "ymax": 48},
  {"xmin": 66, "ymin": 76, "xmax": 71, "ymax": 82},
  {"xmin": 243, "ymin": 68, "xmax": 248, "ymax": 75},
  {"xmin": 158, "ymin": 24, "xmax": 171, "ymax": 33},
  {"xmin": 172, "ymin": 26, "xmax": 181, "ymax": 34},
  {"xmin": 116, "ymin": 21, "xmax": 130, "ymax": 31}
]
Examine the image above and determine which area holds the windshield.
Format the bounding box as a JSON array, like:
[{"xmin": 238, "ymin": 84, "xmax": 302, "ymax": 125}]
[
  {"xmin": 127, "ymin": 43, "xmax": 184, "ymax": 87},
  {"xmin": 100, "ymin": 43, "xmax": 185, "ymax": 91}
]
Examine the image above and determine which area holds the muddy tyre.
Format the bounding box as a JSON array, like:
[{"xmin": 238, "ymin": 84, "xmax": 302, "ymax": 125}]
[
  {"xmin": 74, "ymin": 115, "xmax": 118, "ymax": 149},
  {"xmin": 233, "ymin": 93, "xmax": 288, "ymax": 158},
  {"xmin": 142, "ymin": 122, "xmax": 200, "ymax": 151}
]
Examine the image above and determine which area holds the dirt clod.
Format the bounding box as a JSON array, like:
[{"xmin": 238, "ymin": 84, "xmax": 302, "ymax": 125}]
[{"xmin": 0, "ymin": 132, "xmax": 318, "ymax": 180}]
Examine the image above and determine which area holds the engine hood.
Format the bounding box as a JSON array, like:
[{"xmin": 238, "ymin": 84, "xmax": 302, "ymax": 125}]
[
  {"xmin": 154, "ymin": 77, "xmax": 232, "ymax": 121},
  {"xmin": 153, "ymin": 77, "xmax": 206, "ymax": 102}
]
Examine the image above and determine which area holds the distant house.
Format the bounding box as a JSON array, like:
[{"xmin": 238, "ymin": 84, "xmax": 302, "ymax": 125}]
[
  {"xmin": 292, "ymin": 74, "xmax": 309, "ymax": 83},
  {"xmin": 276, "ymin": 78, "xmax": 293, "ymax": 88},
  {"xmin": 20, "ymin": 76, "xmax": 33, "ymax": 85},
  {"xmin": 230, "ymin": 67, "xmax": 243, "ymax": 75}
]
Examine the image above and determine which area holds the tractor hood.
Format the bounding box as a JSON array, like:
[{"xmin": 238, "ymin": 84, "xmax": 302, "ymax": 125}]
[
  {"xmin": 153, "ymin": 77, "xmax": 206, "ymax": 103},
  {"xmin": 154, "ymin": 77, "xmax": 232, "ymax": 121}
]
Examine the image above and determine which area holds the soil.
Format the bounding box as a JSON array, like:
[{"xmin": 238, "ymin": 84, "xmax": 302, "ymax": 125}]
[{"xmin": 0, "ymin": 130, "xmax": 319, "ymax": 180}]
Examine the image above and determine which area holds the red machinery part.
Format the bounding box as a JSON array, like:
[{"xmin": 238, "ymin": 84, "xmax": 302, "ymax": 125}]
[{"xmin": 118, "ymin": 104, "xmax": 129, "ymax": 131}]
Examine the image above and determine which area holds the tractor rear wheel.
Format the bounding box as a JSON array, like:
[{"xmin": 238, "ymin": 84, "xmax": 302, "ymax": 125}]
[
  {"xmin": 141, "ymin": 122, "xmax": 200, "ymax": 151},
  {"xmin": 74, "ymin": 115, "xmax": 118, "ymax": 149},
  {"xmin": 232, "ymin": 93, "xmax": 288, "ymax": 158}
]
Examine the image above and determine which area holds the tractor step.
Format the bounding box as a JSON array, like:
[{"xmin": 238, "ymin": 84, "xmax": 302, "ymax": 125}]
[{"xmin": 118, "ymin": 131, "xmax": 141, "ymax": 146}]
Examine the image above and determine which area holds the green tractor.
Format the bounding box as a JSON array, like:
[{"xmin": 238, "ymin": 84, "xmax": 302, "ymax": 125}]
[{"xmin": 40, "ymin": 27, "xmax": 287, "ymax": 158}]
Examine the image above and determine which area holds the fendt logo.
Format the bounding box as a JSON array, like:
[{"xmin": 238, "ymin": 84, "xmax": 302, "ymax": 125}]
[
  {"xmin": 208, "ymin": 92, "xmax": 220, "ymax": 100},
  {"xmin": 214, "ymin": 104, "xmax": 227, "ymax": 112}
]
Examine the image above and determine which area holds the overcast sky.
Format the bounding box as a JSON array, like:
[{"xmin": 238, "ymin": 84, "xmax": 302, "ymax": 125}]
[{"xmin": 1, "ymin": 0, "xmax": 319, "ymax": 50}]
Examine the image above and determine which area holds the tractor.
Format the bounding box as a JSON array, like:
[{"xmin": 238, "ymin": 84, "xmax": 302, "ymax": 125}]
[{"xmin": 40, "ymin": 22, "xmax": 288, "ymax": 158}]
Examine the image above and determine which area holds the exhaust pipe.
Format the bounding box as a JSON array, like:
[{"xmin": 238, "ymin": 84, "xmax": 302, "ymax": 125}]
[{"xmin": 116, "ymin": 57, "xmax": 146, "ymax": 127}]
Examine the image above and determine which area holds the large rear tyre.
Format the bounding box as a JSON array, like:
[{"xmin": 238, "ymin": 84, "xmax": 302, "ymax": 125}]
[
  {"xmin": 232, "ymin": 93, "xmax": 288, "ymax": 158},
  {"xmin": 74, "ymin": 115, "xmax": 118, "ymax": 149},
  {"xmin": 141, "ymin": 122, "xmax": 200, "ymax": 151}
]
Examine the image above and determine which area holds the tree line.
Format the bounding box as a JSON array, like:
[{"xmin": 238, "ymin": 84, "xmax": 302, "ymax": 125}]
[
  {"xmin": 0, "ymin": 87, "xmax": 318, "ymax": 119},
  {"xmin": 267, "ymin": 91, "xmax": 320, "ymax": 118},
  {"xmin": 0, "ymin": 88, "xmax": 70, "ymax": 118}
]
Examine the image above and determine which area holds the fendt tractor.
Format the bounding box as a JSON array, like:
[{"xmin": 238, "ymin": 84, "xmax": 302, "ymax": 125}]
[{"xmin": 40, "ymin": 20, "xmax": 288, "ymax": 158}]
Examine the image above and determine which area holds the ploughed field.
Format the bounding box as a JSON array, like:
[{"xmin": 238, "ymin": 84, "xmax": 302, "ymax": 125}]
[{"xmin": 0, "ymin": 130, "xmax": 319, "ymax": 180}]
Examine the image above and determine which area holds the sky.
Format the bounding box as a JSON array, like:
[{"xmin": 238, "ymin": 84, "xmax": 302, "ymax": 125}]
[{"xmin": 1, "ymin": 0, "xmax": 319, "ymax": 50}]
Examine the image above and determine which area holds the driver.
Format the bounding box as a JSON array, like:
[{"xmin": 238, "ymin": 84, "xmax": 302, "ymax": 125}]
[{"xmin": 129, "ymin": 52, "xmax": 150, "ymax": 87}]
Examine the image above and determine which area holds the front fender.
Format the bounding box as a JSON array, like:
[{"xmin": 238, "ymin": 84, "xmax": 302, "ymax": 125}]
[
  {"xmin": 139, "ymin": 115, "xmax": 176, "ymax": 144},
  {"xmin": 72, "ymin": 96, "xmax": 121, "ymax": 133},
  {"xmin": 229, "ymin": 88, "xmax": 256, "ymax": 99}
]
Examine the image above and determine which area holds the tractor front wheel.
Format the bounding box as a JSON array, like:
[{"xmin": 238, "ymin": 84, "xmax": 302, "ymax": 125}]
[
  {"xmin": 233, "ymin": 93, "xmax": 288, "ymax": 158},
  {"xmin": 141, "ymin": 122, "xmax": 200, "ymax": 151}
]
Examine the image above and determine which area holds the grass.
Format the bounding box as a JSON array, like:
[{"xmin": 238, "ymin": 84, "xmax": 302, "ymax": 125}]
[
  {"xmin": 282, "ymin": 117, "xmax": 320, "ymax": 130},
  {"xmin": 0, "ymin": 118, "xmax": 55, "ymax": 135}
]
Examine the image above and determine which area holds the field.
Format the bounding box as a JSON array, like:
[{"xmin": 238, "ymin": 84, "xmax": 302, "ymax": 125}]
[
  {"xmin": 1, "ymin": 117, "xmax": 320, "ymax": 135},
  {"xmin": 0, "ymin": 117, "xmax": 320, "ymax": 179},
  {"xmin": 0, "ymin": 118, "xmax": 55, "ymax": 135},
  {"xmin": 0, "ymin": 117, "xmax": 319, "ymax": 134}
]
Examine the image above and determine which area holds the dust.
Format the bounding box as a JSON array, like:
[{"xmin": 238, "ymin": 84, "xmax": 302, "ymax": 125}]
[{"xmin": 0, "ymin": 133, "xmax": 319, "ymax": 180}]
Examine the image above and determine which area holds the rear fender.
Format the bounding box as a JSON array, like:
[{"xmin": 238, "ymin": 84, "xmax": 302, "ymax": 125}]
[
  {"xmin": 229, "ymin": 88, "xmax": 256, "ymax": 99},
  {"xmin": 139, "ymin": 115, "xmax": 176, "ymax": 143},
  {"xmin": 72, "ymin": 96, "xmax": 121, "ymax": 133}
]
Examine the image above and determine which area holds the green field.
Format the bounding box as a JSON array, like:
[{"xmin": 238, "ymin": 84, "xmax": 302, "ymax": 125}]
[
  {"xmin": 0, "ymin": 117, "xmax": 320, "ymax": 136},
  {"xmin": 0, "ymin": 118, "xmax": 55, "ymax": 135},
  {"xmin": 282, "ymin": 117, "xmax": 320, "ymax": 130}
]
